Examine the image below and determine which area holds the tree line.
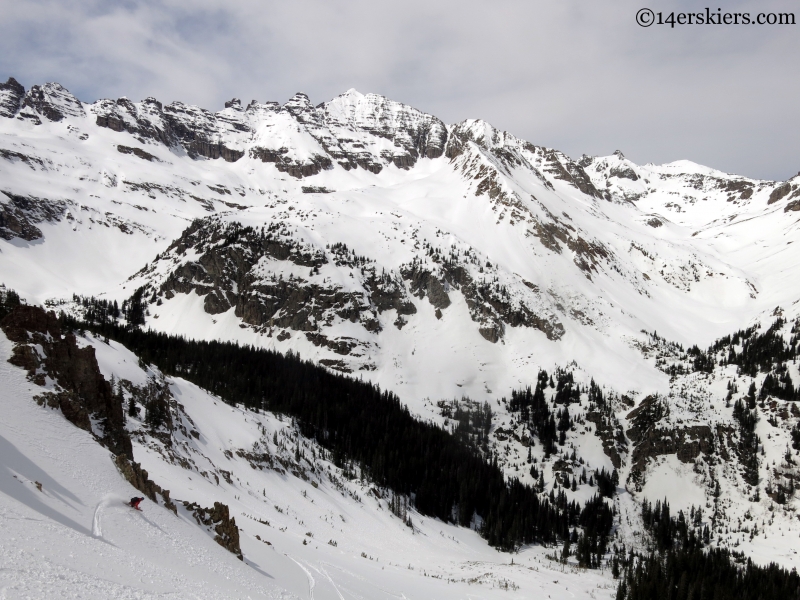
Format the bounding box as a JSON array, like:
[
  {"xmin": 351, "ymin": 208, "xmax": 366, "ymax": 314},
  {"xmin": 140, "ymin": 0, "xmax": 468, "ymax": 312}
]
[
  {"xmin": 616, "ymin": 546, "xmax": 800, "ymax": 600},
  {"xmin": 59, "ymin": 305, "xmax": 613, "ymax": 553}
]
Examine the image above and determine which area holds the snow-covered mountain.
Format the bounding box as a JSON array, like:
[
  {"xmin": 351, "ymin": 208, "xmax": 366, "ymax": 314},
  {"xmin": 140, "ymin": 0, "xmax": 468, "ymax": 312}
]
[{"xmin": 2, "ymin": 76, "xmax": 800, "ymax": 596}]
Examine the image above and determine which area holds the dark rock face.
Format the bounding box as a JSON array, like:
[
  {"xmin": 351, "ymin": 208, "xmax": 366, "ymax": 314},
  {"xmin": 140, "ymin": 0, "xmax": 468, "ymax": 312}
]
[
  {"xmin": 0, "ymin": 303, "xmax": 243, "ymax": 551},
  {"xmin": 13, "ymin": 80, "xmax": 449, "ymax": 176},
  {"xmin": 586, "ymin": 409, "xmax": 626, "ymax": 469},
  {"xmin": 92, "ymin": 87, "xmax": 448, "ymax": 175},
  {"xmin": 94, "ymin": 95, "xmax": 251, "ymax": 164},
  {"xmin": 163, "ymin": 101, "xmax": 246, "ymax": 162},
  {"xmin": 305, "ymin": 332, "xmax": 362, "ymax": 355},
  {"xmin": 530, "ymin": 217, "xmax": 609, "ymax": 278},
  {"xmin": 117, "ymin": 145, "xmax": 159, "ymax": 162},
  {"xmin": 0, "ymin": 77, "xmax": 25, "ymax": 118},
  {"xmin": 444, "ymin": 123, "xmax": 611, "ymax": 282},
  {"xmin": 768, "ymin": 183, "xmax": 794, "ymax": 205},
  {"xmin": 310, "ymin": 90, "xmax": 449, "ymax": 171},
  {"xmin": 717, "ymin": 178, "xmax": 755, "ymax": 201},
  {"xmin": 21, "ymin": 82, "xmax": 85, "ymax": 122},
  {"xmin": 0, "ymin": 305, "xmax": 132, "ymax": 459},
  {"xmin": 770, "ymin": 183, "xmax": 800, "ymax": 211},
  {"xmin": 249, "ymin": 146, "xmax": 332, "ymax": 178},
  {"xmin": 153, "ymin": 220, "xmax": 411, "ymax": 344},
  {"xmin": 95, "ymin": 97, "xmax": 175, "ymax": 146},
  {"xmin": 542, "ymin": 151, "xmax": 610, "ymax": 201},
  {"xmin": 188, "ymin": 139, "xmax": 244, "ymax": 162},
  {"xmin": 0, "ymin": 147, "xmax": 47, "ymax": 169},
  {"xmin": 183, "ymin": 501, "xmax": 243, "ymax": 560},
  {"xmin": 625, "ymin": 395, "xmax": 729, "ymax": 489},
  {"xmin": 114, "ymin": 454, "xmax": 177, "ymax": 513},
  {"xmin": 363, "ymin": 270, "xmax": 417, "ymax": 317},
  {"xmin": 403, "ymin": 268, "xmax": 451, "ymax": 310},
  {"xmin": 0, "ymin": 191, "xmax": 69, "ymax": 241},
  {"xmin": 400, "ymin": 259, "xmax": 563, "ymax": 343},
  {"xmin": 609, "ymin": 165, "xmax": 638, "ymax": 181}
]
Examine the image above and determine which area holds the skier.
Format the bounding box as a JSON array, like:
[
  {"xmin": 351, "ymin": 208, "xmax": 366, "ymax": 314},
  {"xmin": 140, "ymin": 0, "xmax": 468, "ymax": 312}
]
[{"xmin": 128, "ymin": 497, "xmax": 144, "ymax": 510}]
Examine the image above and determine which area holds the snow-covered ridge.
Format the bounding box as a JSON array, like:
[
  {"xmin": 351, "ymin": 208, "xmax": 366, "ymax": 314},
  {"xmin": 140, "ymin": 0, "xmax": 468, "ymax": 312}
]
[
  {"xmin": 2, "ymin": 74, "xmax": 800, "ymax": 405},
  {"xmin": 3, "ymin": 68, "xmax": 800, "ymax": 591},
  {"xmin": 2, "ymin": 78, "xmax": 450, "ymax": 177}
]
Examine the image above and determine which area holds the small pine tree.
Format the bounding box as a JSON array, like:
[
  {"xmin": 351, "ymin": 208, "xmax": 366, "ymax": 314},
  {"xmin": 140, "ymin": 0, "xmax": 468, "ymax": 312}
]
[
  {"xmin": 747, "ymin": 382, "xmax": 757, "ymax": 410},
  {"xmin": 128, "ymin": 396, "xmax": 139, "ymax": 418}
]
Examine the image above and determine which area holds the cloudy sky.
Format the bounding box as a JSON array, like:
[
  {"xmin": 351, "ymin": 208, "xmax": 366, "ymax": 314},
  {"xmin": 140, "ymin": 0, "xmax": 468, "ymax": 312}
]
[{"xmin": 2, "ymin": 0, "xmax": 798, "ymax": 180}]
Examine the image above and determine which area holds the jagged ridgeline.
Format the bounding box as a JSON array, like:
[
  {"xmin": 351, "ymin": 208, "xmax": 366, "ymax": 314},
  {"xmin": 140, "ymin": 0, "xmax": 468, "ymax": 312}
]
[
  {"xmin": 115, "ymin": 217, "xmax": 566, "ymax": 368},
  {"xmin": 59, "ymin": 306, "xmax": 612, "ymax": 554}
]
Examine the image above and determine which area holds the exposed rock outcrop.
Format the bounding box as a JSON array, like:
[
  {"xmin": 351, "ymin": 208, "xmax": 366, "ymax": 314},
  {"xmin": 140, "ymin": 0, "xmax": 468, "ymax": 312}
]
[
  {"xmin": 21, "ymin": 82, "xmax": 85, "ymax": 122},
  {"xmin": 117, "ymin": 144, "xmax": 159, "ymax": 162},
  {"xmin": 89, "ymin": 84, "xmax": 447, "ymax": 174},
  {"xmin": 403, "ymin": 268, "xmax": 451, "ymax": 310},
  {"xmin": 0, "ymin": 77, "xmax": 25, "ymax": 118},
  {"xmin": 183, "ymin": 501, "xmax": 243, "ymax": 560},
  {"xmin": 1, "ymin": 305, "xmax": 132, "ymax": 459},
  {"xmin": 542, "ymin": 150, "xmax": 610, "ymax": 201},
  {"xmin": 400, "ymin": 260, "xmax": 564, "ymax": 342},
  {"xmin": 115, "ymin": 454, "xmax": 177, "ymax": 514},
  {"xmin": 586, "ymin": 409, "xmax": 626, "ymax": 469},
  {"xmin": 786, "ymin": 199, "xmax": 800, "ymax": 212},
  {"xmin": 768, "ymin": 182, "xmax": 794, "ymax": 205},
  {"xmin": 0, "ymin": 301, "xmax": 242, "ymax": 552},
  {"xmin": 249, "ymin": 146, "xmax": 332, "ymax": 177},
  {"xmin": 0, "ymin": 191, "xmax": 69, "ymax": 241},
  {"xmin": 148, "ymin": 220, "xmax": 413, "ymax": 345},
  {"xmin": 94, "ymin": 97, "xmax": 175, "ymax": 146},
  {"xmin": 625, "ymin": 395, "xmax": 727, "ymax": 489},
  {"xmin": 319, "ymin": 89, "xmax": 448, "ymax": 169}
]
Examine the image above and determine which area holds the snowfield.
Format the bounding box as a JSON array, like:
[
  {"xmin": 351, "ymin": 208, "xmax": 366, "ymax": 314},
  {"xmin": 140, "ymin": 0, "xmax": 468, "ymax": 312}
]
[
  {"xmin": 3, "ymin": 77, "xmax": 800, "ymax": 597},
  {"xmin": 0, "ymin": 329, "xmax": 618, "ymax": 599}
]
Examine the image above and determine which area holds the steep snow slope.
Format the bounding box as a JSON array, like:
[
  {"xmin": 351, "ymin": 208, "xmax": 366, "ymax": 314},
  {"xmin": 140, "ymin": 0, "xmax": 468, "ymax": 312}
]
[
  {"xmin": 3, "ymin": 78, "xmax": 799, "ymax": 413},
  {"xmin": 0, "ymin": 321, "xmax": 619, "ymax": 599},
  {"xmin": 0, "ymin": 332, "xmax": 290, "ymax": 598},
  {"xmin": 3, "ymin": 77, "xmax": 800, "ymax": 580}
]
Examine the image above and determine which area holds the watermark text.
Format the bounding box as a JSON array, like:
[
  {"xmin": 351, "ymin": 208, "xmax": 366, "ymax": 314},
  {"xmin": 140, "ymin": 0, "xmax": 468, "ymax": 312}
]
[{"xmin": 636, "ymin": 8, "xmax": 795, "ymax": 28}]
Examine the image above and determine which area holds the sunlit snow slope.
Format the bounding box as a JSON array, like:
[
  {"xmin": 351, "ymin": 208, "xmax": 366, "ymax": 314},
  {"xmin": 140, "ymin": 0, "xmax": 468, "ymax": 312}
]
[
  {"xmin": 2, "ymin": 77, "xmax": 799, "ymax": 409},
  {"xmin": 3, "ymin": 76, "xmax": 800, "ymax": 585},
  {"xmin": 0, "ymin": 321, "xmax": 617, "ymax": 599}
]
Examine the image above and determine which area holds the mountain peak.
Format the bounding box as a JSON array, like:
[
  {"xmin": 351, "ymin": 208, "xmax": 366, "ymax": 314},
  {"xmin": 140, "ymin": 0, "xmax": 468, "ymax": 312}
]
[
  {"xmin": 0, "ymin": 76, "xmax": 25, "ymax": 118},
  {"xmin": 283, "ymin": 92, "xmax": 313, "ymax": 115},
  {"xmin": 21, "ymin": 81, "xmax": 85, "ymax": 122},
  {"xmin": 224, "ymin": 98, "xmax": 243, "ymax": 110}
]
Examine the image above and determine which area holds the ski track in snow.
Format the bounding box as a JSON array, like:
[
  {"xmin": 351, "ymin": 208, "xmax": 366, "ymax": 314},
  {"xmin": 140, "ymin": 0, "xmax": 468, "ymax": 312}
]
[
  {"xmin": 92, "ymin": 497, "xmax": 104, "ymax": 537},
  {"xmin": 287, "ymin": 555, "xmax": 315, "ymax": 600},
  {"xmin": 318, "ymin": 563, "xmax": 346, "ymax": 600},
  {"xmin": 91, "ymin": 494, "xmax": 121, "ymax": 537}
]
